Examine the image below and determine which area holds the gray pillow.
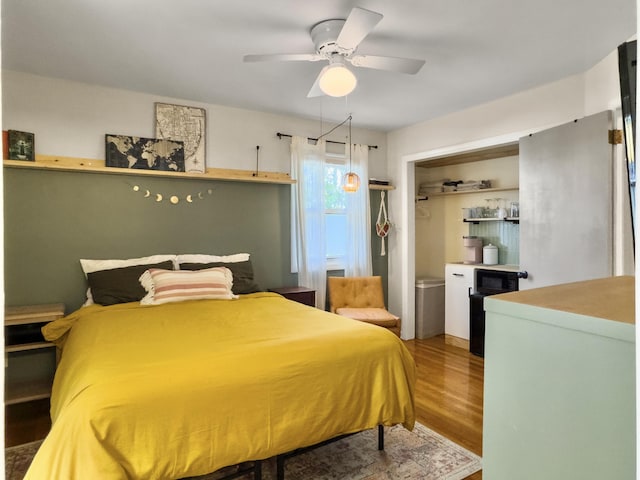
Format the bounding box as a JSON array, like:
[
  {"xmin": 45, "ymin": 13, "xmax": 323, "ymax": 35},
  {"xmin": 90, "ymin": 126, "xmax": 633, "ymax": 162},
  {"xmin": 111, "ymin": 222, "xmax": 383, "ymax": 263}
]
[{"xmin": 87, "ymin": 260, "xmax": 175, "ymax": 306}]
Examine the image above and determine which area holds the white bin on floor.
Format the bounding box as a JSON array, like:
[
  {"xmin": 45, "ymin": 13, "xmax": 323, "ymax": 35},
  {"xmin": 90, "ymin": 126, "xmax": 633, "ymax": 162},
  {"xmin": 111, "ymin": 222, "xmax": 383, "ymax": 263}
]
[{"xmin": 415, "ymin": 278, "xmax": 445, "ymax": 339}]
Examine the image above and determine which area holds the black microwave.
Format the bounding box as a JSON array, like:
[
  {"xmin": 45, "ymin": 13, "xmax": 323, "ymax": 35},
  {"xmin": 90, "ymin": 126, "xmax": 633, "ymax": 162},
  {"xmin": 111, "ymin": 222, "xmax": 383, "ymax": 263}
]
[{"xmin": 475, "ymin": 269, "xmax": 519, "ymax": 295}]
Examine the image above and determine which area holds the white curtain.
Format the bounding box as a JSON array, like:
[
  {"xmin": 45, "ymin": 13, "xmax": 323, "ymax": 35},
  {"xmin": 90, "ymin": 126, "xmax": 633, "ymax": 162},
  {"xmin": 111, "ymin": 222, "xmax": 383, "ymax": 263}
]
[
  {"xmin": 344, "ymin": 142, "xmax": 373, "ymax": 277},
  {"xmin": 290, "ymin": 136, "xmax": 327, "ymax": 309}
]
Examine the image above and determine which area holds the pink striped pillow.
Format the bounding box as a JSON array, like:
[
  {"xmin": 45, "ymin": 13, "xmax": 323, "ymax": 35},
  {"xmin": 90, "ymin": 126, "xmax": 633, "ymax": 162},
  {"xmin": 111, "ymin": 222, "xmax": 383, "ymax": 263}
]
[{"xmin": 139, "ymin": 267, "xmax": 235, "ymax": 305}]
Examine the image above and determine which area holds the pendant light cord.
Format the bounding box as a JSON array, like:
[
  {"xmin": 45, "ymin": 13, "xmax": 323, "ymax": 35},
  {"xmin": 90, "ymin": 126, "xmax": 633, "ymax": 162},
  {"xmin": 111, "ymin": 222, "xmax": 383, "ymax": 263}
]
[
  {"xmin": 348, "ymin": 115, "xmax": 352, "ymax": 171},
  {"xmin": 316, "ymin": 114, "xmax": 352, "ymax": 142},
  {"xmin": 317, "ymin": 113, "xmax": 353, "ymax": 171}
]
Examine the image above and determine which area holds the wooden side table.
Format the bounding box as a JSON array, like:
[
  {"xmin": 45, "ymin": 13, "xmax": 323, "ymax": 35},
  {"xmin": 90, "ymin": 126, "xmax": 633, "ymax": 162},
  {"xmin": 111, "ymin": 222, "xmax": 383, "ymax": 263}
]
[
  {"xmin": 269, "ymin": 286, "xmax": 316, "ymax": 307},
  {"xmin": 5, "ymin": 303, "xmax": 65, "ymax": 405}
]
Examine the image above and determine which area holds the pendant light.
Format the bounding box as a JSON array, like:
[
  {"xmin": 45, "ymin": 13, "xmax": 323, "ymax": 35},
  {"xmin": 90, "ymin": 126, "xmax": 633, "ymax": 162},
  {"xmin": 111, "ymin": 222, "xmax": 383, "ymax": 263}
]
[{"xmin": 342, "ymin": 115, "xmax": 360, "ymax": 192}]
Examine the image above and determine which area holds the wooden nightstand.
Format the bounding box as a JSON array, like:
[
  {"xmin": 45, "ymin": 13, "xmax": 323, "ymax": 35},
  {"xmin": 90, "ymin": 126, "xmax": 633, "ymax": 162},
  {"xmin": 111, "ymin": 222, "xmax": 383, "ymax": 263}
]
[
  {"xmin": 5, "ymin": 303, "xmax": 64, "ymax": 405},
  {"xmin": 269, "ymin": 287, "xmax": 316, "ymax": 307}
]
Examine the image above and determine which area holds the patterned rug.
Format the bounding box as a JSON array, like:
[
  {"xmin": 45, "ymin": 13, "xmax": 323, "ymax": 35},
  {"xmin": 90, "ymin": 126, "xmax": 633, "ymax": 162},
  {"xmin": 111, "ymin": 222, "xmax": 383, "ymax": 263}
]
[{"xmin": 6, "ymin": 423, "xmax": 481, "ymax": 480}]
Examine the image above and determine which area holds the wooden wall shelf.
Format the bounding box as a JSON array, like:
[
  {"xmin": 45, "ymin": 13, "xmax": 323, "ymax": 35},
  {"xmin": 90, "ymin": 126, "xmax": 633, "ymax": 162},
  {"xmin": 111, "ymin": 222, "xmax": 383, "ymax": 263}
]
[
  {"xmin": 4, "ymin": 155, "xmax": 395, "ymax": 190},
  {"xmin": 4, "ymin": 155, "xmax": 296, "ymax": 185},
  {"xmin": 369, "ymin": 184, "xmax": 395, "ymax": 191}
]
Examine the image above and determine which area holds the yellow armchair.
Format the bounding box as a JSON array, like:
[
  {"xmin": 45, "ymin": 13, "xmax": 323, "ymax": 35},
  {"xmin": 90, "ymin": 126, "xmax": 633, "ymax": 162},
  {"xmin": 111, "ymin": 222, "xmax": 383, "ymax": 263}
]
[{"xmin": 327, "ymin": 276, "xmax": 401, "ymax": 337}]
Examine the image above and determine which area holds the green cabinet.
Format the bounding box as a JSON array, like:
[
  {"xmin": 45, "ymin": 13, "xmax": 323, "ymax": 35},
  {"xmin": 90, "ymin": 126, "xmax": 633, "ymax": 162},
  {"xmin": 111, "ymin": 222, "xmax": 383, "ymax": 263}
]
[{"xmin": 482, "ymin": 277, "xmax": 635, "ymax": 480}]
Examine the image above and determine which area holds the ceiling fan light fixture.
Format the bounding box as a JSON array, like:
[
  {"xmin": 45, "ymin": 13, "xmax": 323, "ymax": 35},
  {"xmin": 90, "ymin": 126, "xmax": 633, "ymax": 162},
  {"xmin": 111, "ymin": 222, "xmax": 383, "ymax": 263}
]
[
  {"xmin": 245, "ymin": 8, "xmax": 426, "ymax": 99},
  {"xmin": 318, "ymin": 63, "xmax": 357, "ymax": 97}
]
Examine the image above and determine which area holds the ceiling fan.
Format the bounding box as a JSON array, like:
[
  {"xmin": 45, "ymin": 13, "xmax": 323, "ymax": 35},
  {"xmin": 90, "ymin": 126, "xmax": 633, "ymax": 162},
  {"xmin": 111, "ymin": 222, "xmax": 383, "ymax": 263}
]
[{"xmin": 243, "ymin": 7, "xmax": 425, "ymax": 98}]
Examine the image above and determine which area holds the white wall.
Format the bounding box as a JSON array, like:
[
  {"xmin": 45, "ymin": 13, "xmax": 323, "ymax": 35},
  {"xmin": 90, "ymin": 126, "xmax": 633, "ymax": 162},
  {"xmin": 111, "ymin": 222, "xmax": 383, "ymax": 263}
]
[
  {"xmin": 2, "ymin": 71, "xmax": 388, "ymax": 178},
  {"xmin": 387, "ymin": 48, "xmax": 627, "ymax": 339}
]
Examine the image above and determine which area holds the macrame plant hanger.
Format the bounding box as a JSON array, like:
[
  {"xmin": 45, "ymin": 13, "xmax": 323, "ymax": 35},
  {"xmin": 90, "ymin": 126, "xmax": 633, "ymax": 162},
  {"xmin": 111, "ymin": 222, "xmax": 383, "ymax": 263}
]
[{"xmin": 376, "ymin": 191, "xmax": 391, "ymax": 256}]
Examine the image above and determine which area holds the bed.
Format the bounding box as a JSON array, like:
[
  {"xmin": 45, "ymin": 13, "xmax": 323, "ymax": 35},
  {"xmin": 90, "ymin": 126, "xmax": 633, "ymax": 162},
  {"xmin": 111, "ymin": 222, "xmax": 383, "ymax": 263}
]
[{"xmin": 25, "ymin": 286, "xmax": 415, "ymax": 479}]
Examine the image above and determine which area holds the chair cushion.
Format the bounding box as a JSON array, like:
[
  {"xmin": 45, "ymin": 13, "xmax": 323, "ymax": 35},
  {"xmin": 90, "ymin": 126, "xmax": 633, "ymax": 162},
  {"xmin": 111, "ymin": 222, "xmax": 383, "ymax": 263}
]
[
  {"xmin": 336, "ymin": 307, "xmax": 400, "ymax": 328},
  {"xmin": 328, "ymin": 276, "xmax": 386, "ymax": 311}
]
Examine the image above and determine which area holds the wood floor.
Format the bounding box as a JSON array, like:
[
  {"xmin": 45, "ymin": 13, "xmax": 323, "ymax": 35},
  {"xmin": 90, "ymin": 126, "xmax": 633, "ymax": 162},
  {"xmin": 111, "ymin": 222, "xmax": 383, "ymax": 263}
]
[
  {"xmin": 5, "ymin": 399, "xmax": 51, "ymax": 448},
  {"xmin": 5, "ymin": 335, "xmax": 484, "ymax": 479},
  {"xmin": 403, "ymin": 336, "xmax": 484, "ymax": 480}
]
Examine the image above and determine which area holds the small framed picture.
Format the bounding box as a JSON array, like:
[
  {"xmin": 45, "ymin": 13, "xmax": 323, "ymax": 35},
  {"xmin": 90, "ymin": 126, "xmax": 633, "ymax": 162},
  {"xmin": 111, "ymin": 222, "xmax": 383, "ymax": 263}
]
[{"xmin": 8, "ymin": 130, "xmax": 35, "ymax": 161}]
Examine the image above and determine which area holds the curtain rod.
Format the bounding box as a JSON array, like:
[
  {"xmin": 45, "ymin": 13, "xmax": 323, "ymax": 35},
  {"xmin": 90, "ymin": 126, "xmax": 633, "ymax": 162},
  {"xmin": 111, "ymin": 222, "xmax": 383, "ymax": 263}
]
[{"xmin": 276, "ymin": 132, "xmax": 378, "ymax": 150}]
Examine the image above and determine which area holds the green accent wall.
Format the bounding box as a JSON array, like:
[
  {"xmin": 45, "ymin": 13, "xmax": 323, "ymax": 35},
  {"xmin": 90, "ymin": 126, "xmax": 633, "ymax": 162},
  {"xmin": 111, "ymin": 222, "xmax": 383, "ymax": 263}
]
[
  {"xmin": 4, "ymin": 168, "xmax": 388, "ymax": 312},
  {"xmin": 4, "ymin": 168, "xmax": 295, "ymax": 311}
]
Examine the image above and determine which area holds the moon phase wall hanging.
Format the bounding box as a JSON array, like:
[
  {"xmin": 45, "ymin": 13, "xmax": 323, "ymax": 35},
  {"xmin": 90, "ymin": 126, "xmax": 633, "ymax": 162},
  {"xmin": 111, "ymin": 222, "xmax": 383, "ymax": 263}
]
[{"xmin": 132, "ymin": 184, "xmax": 213, "ymax": 205}]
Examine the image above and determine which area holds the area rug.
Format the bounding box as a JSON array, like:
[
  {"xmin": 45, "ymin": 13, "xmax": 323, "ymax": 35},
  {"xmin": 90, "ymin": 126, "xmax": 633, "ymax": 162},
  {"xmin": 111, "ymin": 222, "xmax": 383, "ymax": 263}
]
[
  {"xmin": 6, "ymin": 423, "xmax": 481, "ymax": 480},
  {"xmin": 5, "ymin": 440, "xmax": 42, "ymax": 480}
]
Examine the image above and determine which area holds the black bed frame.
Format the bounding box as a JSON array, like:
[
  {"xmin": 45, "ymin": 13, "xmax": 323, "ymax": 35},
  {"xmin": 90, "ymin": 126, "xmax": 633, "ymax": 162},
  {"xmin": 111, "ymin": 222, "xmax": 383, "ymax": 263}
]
[{"xmin": 210, "ymin": 425, "xmax": 384, "ymax": 480}]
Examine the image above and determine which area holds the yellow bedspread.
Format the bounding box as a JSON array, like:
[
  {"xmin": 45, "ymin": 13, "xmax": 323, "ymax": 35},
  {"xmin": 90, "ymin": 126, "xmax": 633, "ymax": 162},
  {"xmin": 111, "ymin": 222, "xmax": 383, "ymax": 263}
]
[{"xmin": 26, "ymin": 293, "xmax": 415, "ymax": 479}]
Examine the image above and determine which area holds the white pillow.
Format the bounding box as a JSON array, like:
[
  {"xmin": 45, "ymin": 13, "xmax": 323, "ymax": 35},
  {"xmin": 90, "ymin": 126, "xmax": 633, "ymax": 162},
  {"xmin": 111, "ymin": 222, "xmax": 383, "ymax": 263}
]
[
  {"xmin": 175, "ymin": 253, "xmax": 250, "ymax": 265},
  {"xmin": 80, "ymin": 255, "xmax": 177, "ymax": 305},
  {"xmin": 139, "ymin": 267, "xmax": 235, "ymax": 305},
  {"xmin": 80, "ymin": 255, "xmax": 177, "ymax": 276}
]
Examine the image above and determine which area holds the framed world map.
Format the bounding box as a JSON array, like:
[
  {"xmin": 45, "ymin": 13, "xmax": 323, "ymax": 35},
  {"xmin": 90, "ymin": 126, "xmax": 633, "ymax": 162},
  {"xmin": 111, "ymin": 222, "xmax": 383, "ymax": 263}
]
[
  {"xmin": 155, "ymin": 103, "xmax": 206, "ymax": 173},
  {"xmin": 105, "ymin": 134, "xmax": 185, "ymax": 171}
]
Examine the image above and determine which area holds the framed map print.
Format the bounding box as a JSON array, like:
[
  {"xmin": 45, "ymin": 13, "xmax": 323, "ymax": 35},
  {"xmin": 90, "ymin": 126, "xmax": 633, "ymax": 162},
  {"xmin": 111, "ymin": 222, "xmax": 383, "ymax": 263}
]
[
  {"xmin": 105, "ymin": 134, "xmax": 185, "ymax": 171},
  {"xmin": 155, "ymin": 103, "xmax": 206, "ymax": 173}
]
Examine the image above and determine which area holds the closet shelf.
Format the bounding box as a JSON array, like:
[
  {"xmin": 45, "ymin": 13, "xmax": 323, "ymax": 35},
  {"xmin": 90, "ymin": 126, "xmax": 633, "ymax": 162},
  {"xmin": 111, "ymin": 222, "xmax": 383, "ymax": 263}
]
[
  {"xmin": 416, "ymin": 186, "xmax": 518, "ymax": 200},
  {"xmin": 464, "ymin": 217, "xmax": 520, "ymax": 224}
]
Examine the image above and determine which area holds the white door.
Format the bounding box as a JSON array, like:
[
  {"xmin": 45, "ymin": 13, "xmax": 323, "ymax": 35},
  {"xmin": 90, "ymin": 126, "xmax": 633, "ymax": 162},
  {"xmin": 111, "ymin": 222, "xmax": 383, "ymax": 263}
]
[{"xmin": 519, "ymin": 111, "xmax": 613, "ymax": 289}]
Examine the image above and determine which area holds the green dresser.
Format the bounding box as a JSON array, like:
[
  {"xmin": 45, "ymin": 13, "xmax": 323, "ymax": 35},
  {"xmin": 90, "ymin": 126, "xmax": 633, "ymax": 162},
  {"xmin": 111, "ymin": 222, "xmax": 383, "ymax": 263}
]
[{"xmin": 483, "ymin": 276, "xmax": 635, "ymax": 480}]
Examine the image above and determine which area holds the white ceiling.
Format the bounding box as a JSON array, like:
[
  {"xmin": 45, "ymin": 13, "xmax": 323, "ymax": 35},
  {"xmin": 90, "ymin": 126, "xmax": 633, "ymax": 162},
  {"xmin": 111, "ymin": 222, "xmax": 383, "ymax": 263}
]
[{"xmin": 1, "ymin": 0, "xmax": 636, "ymax": 132}]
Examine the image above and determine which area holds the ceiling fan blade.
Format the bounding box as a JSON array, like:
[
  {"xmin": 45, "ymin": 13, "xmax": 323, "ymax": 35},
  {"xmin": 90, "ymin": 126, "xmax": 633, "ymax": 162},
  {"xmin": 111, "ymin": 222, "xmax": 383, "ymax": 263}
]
[
  {"xmin": 349, "ymin": 55, "xmax": 425, "ymax": 74},
  {"xmin": 307, "ymin": 68, "xmax": 326, "ymax": 98},
  {"xmin": 336, "ymin": 7, "xmax": 383, "ymax": 50},
  {"xmin": 243, "ymin": 53, "xmax": 323, "ymax": 63}
]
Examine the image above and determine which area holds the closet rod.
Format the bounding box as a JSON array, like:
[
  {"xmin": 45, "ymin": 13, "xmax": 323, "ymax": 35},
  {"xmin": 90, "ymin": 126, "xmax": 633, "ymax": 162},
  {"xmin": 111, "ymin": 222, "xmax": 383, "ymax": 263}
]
[{"xmin": 276, "ymin": 132, "xmax": 378, "ymax": 150}]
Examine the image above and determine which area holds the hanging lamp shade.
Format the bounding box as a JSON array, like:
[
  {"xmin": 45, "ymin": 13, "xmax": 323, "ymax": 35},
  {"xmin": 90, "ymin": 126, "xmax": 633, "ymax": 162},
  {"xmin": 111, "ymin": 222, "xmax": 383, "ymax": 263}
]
[{"xmin": 343, "ymin": 171, "xmax": 361, "ymax": 192}]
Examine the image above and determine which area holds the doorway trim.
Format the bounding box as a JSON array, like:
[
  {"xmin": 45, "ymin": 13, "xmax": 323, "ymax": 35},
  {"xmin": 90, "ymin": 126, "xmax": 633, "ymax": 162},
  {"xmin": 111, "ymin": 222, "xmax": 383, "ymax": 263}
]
[{"xmin": 396, "ymin": 129, "xmax": 532, "ymax": 339}]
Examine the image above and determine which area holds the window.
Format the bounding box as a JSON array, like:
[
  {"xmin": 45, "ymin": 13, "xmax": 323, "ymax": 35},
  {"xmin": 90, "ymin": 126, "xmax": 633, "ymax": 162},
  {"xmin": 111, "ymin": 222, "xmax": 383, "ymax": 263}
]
[
  {"xmin": 290, "ymin": 143, "xmax": 361, "ymax": 274},
  {"xmin": 324, "ymin": 156, "xmax": 348, "ymax": 270},
  {"xmin": 291, "ymin": 135, "xmax": 371, "ymax": 288}
]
